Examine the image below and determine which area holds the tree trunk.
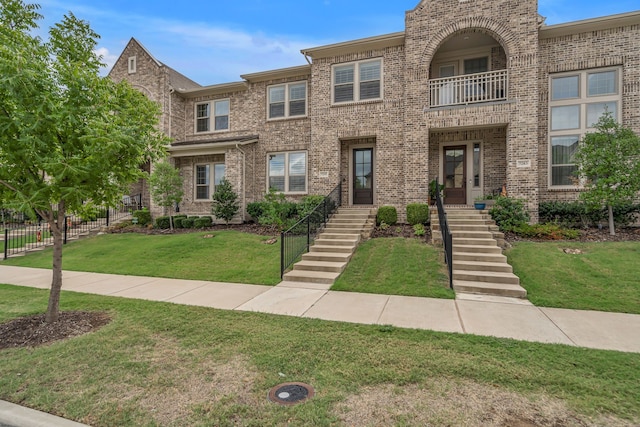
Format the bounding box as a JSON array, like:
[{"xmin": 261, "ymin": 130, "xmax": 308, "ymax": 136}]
[
  {"xmin": 608, "ymin": 204, "xmax": 615, "ymax": 236},
  {"xmin": 45, "ymin": 202, "xmax": 65, "ymax": 323}
]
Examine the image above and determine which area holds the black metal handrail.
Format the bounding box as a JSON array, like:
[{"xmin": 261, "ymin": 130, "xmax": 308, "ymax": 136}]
[
  {"xmin": 435, "ymin": 179, "xmax": 453, "ymax": 289},
  {"xmin": 280, "ymin": 183, "xmax": 341, "ymax": 278},
  {"xmin": 2, "ymin": 194, "xmax": 142, "ymax": 259}
]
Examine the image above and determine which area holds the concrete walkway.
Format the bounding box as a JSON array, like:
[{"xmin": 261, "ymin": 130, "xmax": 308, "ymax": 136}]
[{"xmin": 1, "ymin": 265, "xmax": 639, "ymax": 353}]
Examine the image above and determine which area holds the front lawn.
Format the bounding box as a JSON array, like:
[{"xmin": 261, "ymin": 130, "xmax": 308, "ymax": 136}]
[
  {"xmin": 0, "ymin": 285, "xmax": 638, "ymax": 426},
  {"xmin": 332, "ymin": 238, "xmax": 454, "ymax": 299},
  {"xmin": 507, "ymin": 241, "xmax": 640, "ymax": 314},
  {"xmin": 1, "ymin": 231, "xmax": 281, "ymax": 285}
]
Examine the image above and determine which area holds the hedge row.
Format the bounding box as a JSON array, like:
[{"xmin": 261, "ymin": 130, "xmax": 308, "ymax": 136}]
[
  {"xmin": 376, "ymin": 203, "xmax": 430, "ymax": 226},
  {"xmin": 155, "ymin": 215, "xmax": 213, "ymax": 229}
]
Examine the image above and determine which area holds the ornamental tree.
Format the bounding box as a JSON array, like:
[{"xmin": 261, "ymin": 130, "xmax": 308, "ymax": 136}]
[
  {"xmin": 211, "ymin": 178, "xmax": 239, "ymax": 225},
  {"xmin": 0, "ymin": 1, "xmax": 169, "ymax": 322},
  {"xmin": 574, "ymin": 112, "xmax": 640, "ymax": 236},
  {"xmin": 149, "ymin": 160, "xmax": 183, "ymax": 230}
]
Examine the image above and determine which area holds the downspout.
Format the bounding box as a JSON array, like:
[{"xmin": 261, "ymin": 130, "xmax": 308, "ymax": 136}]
[
  {"xmin": 168, "ymin": 86, "xmax": 174, "ymax": 136},
  {"xmin": 235, "ymin": 144, "xmax": 246, "ymax": 222}
]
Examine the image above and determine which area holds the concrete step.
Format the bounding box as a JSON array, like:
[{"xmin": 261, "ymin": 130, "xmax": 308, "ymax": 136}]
[
  {"xmin": 453, "ymin": 270, "xmax": 520, "ymax": 285},
  {"xmin": 453, "ymin": 251, "xmax": 507, "ymax": 263},
  {"xmin": 452, "ymin": 237, "xmax": 498, "ymax": 246},
  {"xmin": 302, "ymin": 251, "xmax": 352, "ymax": 263},
  {"xmin": 282, "ymin": 269, "xmax": 341, "ymax": 284},
  {"xmin": 314, "ymin": 238, "xmax": 359, "ymax": 247},
  {"xmin": 328, "ymin": 219, "xmax": 368, "ymax": 225},
  {"xmin": 453, "ymin": 260, "xmax": 513, "ymax": 273},
  {"xmin": 318, "ymin": 233, "xmax": 360, "ymax": 241},
  {"xmin": 452, "ymin": 244, "xmax": 503, "ymax": 254},
  {"xmin": 451, "ymin": 230, "xmax": 494, "ymax": 239},
  {"xmin": 293, "ymin": 260, "xmax": 346, "ymax": 273},
  {"xmin": 323, "ymin": 226, "xmax": 365, "ymax": 234},
  {"xmin": 453, "ymin": 280, "xmax": 527, "ymax": 298},
  {"xmin": 449, "ymin": 224, "xmax": 494, "ymax": 232},
  {"xmin": 310, "ymin": 244, "xmax": 355, "ymax": 253}
]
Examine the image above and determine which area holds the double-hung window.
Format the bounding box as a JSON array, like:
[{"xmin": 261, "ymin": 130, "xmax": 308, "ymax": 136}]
[
  {"xmin": 268, "ymin": 151, "xmax": 307, "ymax": 193},
  {"xmin": 195, "ymin": 163, "xmax": 226, "ymax": 200},
  {"xmin": 332, "ymin": 59, "xmax": 382, "ymax": 104},
  {"xmin": 195, "ymin": 100, "xmax": 230, "ymax": 133},
  {"xmin": 548, "ymin": 68, "xmax": 620, "ymax": 187},
  {"xmin": 268, "ymin": 82, "xmax": 307, "ymax": 119}
]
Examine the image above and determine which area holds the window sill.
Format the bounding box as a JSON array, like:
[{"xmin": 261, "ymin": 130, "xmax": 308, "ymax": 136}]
[
  {"xmin": 266, "ymin": 115, "xmax": 308, "ymax": 122},
  {"xmin": 330, "ymin": 99, "xmax": 383, "ymax": 108},
  {"xmin": 194, "ymin": 129, "xmax": 230, "ymax": 135}
]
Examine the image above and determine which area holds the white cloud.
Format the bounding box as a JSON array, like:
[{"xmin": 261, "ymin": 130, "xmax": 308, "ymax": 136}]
[{"xmin": 94, "ymin": 47, "xmax": 118, "ymax": 74}]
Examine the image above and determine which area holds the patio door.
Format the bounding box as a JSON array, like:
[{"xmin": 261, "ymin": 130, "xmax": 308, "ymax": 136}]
[
  {"xmin": 353, "ymin": 148, "xmax": 373, "ymax": 205},
  {"xmin": 443, "ymin": 146, "xmax": 466, "ymax": 204}
]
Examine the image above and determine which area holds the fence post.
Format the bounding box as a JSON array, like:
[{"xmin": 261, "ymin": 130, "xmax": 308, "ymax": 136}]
[
  {"xmin": 106, "ymin": 208, "xmax": 110, "ymax": 227},
  {"xmin": 280, "ymin": 231, "xmax": 285, "ymax": 279},
  {"xmin": 64, "ymin": 216, "xmax": 68, "ymax": 245},
  {"xmin": 4, "ymin": 229, "xmax": 7, "ymax": 260}
]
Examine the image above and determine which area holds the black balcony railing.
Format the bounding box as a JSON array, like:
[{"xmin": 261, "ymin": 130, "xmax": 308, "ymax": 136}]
[
  {"xmin": 2, "ymin": 194, "xmax": 142, "ymax": 259},
  {"xmin": 280, "ymin": 183, "xmax": 341, "ymax": 278},
  {"xmin": 434, "ymin": 179, "xmax": 453, "ymax": 289}
]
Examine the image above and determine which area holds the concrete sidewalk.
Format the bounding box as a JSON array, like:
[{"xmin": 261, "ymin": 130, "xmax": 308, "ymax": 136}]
[{"xmin": 1, "ymin": 265, "xmax": 639, "ymax": 353}]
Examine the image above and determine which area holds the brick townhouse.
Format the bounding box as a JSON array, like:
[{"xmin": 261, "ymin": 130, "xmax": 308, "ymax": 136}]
[{"xmin": 109, "ymin": 0, "xmax": 640, "ymax": 223}]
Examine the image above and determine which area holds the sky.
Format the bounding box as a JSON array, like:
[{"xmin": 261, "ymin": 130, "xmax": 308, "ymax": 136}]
[{"xmin": 34, "ymin": 0, "xmax": 640, "ymax": 86}]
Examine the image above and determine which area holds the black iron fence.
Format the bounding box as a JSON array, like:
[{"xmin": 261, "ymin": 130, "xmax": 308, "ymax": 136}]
[
  {"xmin": 2, "ymin": 194, "xmax": 142, "ymax": 260},
  {"xmin": 435, "ymin": 179, "xmax": 453, "ymax": 289},
  {"xmin": 280, "ymin": 183, "xmax": 341, "ymax": 278}
]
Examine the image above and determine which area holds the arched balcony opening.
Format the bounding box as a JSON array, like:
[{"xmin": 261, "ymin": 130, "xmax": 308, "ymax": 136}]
[{"xmin": 428, "ymin": 31, "xmax": 508, "ymax": 108}]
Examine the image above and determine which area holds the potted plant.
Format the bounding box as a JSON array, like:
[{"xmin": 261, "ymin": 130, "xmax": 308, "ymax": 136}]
[
  {"xmin": 474, "ymin": 196, "xmax": 486, "ymax": 210},
  {"xmin": 428, "ymin": 179, "xmax": 444, "ymax": 205}
]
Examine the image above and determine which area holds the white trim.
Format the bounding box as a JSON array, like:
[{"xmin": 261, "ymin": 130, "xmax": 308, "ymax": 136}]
[
  {"xmin": 266, "ymin": 151, "xmax": 308, "ymax": 194},
  {"xmin": 267, "ymin": 81, "xmax": 308, "ymax": 120},
  {"xmin": 331, "ymin": 58, "xmax": 383, "ymax": 105},
  {"xmin": 547, "ymin": 66, "xmax": 622, "ymax": 189},
  {"xmin": 194, "ymin": 162, "xmax": 226, "ymax": 201},
  {"xmin": 194, "ymin": 99, "xmax": 231, "ymax": 134}
]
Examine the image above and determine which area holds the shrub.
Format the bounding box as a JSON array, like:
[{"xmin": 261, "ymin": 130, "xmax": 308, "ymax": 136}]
[
  {"xmin": 513, "ymin": 223, "xmax": 580, "ymax": 240},
  {"xmin": 377, "ymin": 206, "xmax": 397, "ymax": 226},
  {"xmin": 298, "ymin": 195, "xmax": 326, "ymax": 217},
  {"xmin": 172, "ymin": 215, "xmax": 187, "ymax": 229},
  {"xmin": 247, "ymin": 201, "xmax": 268, "ymax": 221},
  {"xmin": 406, "ymin": 203, "xmax": 430, "ymax": 225},
  {"xmin": 413, "ymin": 223, "xmax": 426, "ymax": 236},
  {"xmin": 539, "ymin": 201, "xmax": 640, "ymax": 228},
  {"xmin": 194, "ymin": 216, "xmax": 212, "ymax": 228},
  {"xmin": 155, "ymin": 216, "xmax": 170, "ymax": 229},
  {"xmin": 489, "ymin": 197, "xmax": 530, "ymax": 231},
  {"xmin": 258, "ymin": 188, "xmax": 298, "ymax": 230},
  {"xmin": 132, "ymin": 208, "xmax": 151, "ymax": 226},
  {"xmin": 212, "ymin": 178, "xmax": 240, "ymax": 225},
  {"xmin": 181, "ymin": 217, "xmax": 195, "ymax": 229}
]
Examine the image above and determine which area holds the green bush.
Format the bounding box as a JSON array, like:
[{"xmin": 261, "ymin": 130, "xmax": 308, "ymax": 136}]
[
  {"xmin": 132, "ymin": 208, "xmax": 151, "ymax": 226},
  {"xmin": 181, "ymin": 217, "xmax": 195, "ymax": 229},
  {"xmin": 173, "ymin": 218, "xmax": 184, "ymax": 228},
  {"xmin": 194, "ymin": 216, "xmax": 212, "ymax": 228},
  {"xmin": 413, "ymin": 223, "xmax": 426, "ymax": 236},
  {"xmin": 258, "ymin": 188, "xmax": 298, "ymax": 230},
  {"xmin": 247, "ymin": 201, "xmax": 268, "ymax": 221},
  {"xmin": 539, "ymin": 201, "xmax": 640, "ymax": 228},
  {"xmin": 155, "ymin": 216, "xmax": 170, "ymax": 229},
  {"xmin": 298, "ymin": 195, "xmax": 326, "ymax": 217},
  {"xmin": 489, "ymin": 197, "xmax": 530, "ymax": 231},
  {"xmin": 406, "ymin": 203, "xmax": 430, "ymax": 225},
  {"xmin": 513, "ymin": 223, "xmax": 580, "ymax": 240},
  {"xmin": 377, "ymin": 206, "xmax": 398, "ymax": 226},
  {"xmin": 211, "ymin": 178, "xmax": 240, "ymax": 225}
]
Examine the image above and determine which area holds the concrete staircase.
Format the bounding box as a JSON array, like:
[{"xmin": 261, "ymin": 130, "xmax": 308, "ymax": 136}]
[
  {"xmin": 281, "ymin": 208, "xmax": 376, "ymax": 286},
  {"xmin": 432, "ymin": 208, "xmax": 527, "ymax": 298}
]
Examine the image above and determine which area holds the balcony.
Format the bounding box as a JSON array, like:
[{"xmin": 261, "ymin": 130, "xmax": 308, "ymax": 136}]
[{"xmin": 429, "ymin": 69, "xmax": 508, "ymax": 108}]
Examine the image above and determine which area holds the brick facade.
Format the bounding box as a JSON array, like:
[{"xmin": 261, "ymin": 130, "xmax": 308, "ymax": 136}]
[{"xmin": 109, "ymin": 1, "xmax": 640, "ymax": 224}]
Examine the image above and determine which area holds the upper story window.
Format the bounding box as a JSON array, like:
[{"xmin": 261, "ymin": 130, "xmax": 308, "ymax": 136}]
[
  {"xmin": 268, "ymin": 82, "xmax": 307, "ymax": 119},
  {"xmin": 195, "ymin": 99, "xmax": 230, "ymax": 133},
  {"xmin": 128, "ymin": 56, "xmax": 137, "ymax": 74},
  {"xmin": 548, "ymin": 68, "xmax": 621, "ymax": 187},
  {"xmin": 332, "ymin": 59, "xmax": 382, "ymax": 104}
]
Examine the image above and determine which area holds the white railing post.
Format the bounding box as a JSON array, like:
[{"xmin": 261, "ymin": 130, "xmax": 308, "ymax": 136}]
[{"xmin": 429, "ymin": 69, "xmax": 508, "ymax": 108}]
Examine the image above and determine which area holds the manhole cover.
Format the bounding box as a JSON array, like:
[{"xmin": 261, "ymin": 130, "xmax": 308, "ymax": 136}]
[{"xmin": 268, "ymin": 382, "xmax": 315, "ymax": 405}]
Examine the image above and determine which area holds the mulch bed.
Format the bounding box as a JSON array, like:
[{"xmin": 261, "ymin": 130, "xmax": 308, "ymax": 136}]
[
  {"xmin": 504, "ymin": 226, "xmax": 640, "ymax": 243},
  {"xmin": 108, "ymin": 222, "xmax": 279, "ymax": 237}
]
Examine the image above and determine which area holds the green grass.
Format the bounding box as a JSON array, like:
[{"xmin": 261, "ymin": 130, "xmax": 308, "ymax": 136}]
[
  {"xmin": 507, "ymin": 241, "xmax": 640, "ymax": 314},
  {"xmin": 2, "ymin": 231, "xmax": 281, "ymax": 285},
  {"xmin": 332, "ymin": 238, "xmax": 454, "ymax": 299},
  {"xmin": 0, "ymin": 285, "xmax": 639, "ymax": 426}
]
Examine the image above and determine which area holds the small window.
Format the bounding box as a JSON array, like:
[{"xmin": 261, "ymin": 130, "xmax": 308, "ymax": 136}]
[
  {"xmin": 551, "ymin": 75, "xmax": 579, "ymax": 100},
  {"xmin": 195, "ymin": 163, "xmax": 225, "ymax": 200},
  {"xmin": 196, "ymin": 103, "xmax": 210, "ymax": 132},
  {"xmin": 463, "ymin": 57, "xmax": 488, "ymax": 74},
  {"xmin": 268, "ymin": 152, "xmax": 307, "ymax": 193},
  {"xmin": 588, "ymin": 71, "xmax": 617, "ymax": 96},
  {"xmin": 195, "ymin": 100, "xmax": 229, "ymax": 133},
  {"xmin": 550, "ymin": 136, "xmax": 579, "ymax": 186},
  {"xmin": 332, "ymin": 59, "xmax": 381, "ymax": 104},
  {"xmin": 268, "ymin": 82, "xmax": 307, "ymax": 119},
  {"xmin": 128, "ymin": 56, "xmax": 137, "ymax": 74},
  {"xmin": 551, "ymin": 105, "xmax": 580, "ymax": 130},
  {"xmin": 214, "ymin": 100, "xmax": 229, "ymax": 131}
]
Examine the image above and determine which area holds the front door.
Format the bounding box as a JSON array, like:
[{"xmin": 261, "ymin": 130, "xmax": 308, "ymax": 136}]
[
  {"xmin": 353, "ymin": 148, "xmax": 373, "ymax": 205},
  {"xmin": 443, "ymin": 146, "xmax": 466, "ymax": 204}
]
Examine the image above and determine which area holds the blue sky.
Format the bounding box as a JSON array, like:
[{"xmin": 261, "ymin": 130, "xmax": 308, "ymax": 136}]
[{"xmin": 35, "ymin": 0, "xmax": 640, "ymax": 86}]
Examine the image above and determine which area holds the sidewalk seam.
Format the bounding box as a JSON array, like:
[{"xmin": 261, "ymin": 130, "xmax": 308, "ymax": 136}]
[
  {"xmin": 454, "ymin": 300, "xmax": 467, "ymax": 333},
  {"xmin": 374, "ymin": 296, "xmax": 391, "ymax": 325},
  {"xmin": 537, "ymin": 307, "xmax": 578, "ymax": 347}
]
